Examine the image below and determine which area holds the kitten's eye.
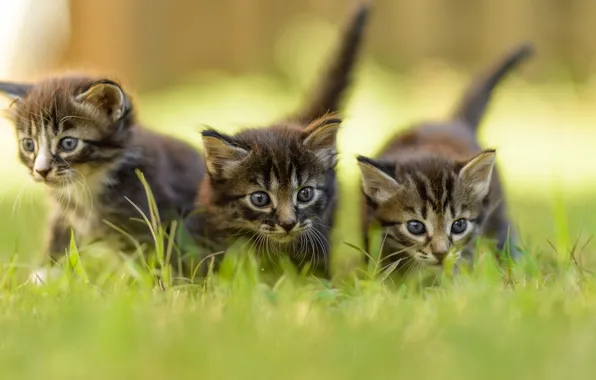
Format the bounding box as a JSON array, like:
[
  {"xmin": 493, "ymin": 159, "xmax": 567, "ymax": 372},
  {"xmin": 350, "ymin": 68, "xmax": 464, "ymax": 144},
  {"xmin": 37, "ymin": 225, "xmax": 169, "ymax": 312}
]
[
  {"xmin": 297, "ymin": 187, "xmax": 314, "ymax": 203},
  {"xmin": 406, "ymin": 220, "xmax": 426, "ymax": 235},
  {"xmin": 59, "ymin": 137, "xmax": 79, "ymax": 152},
  {"xmin": 250, "ymin": 191, "xmax": 270, "ymax": 208},
  {"xmin": 451, "ymin": 219, "xmax": 468, "ymax": 234},
  {"xmin": 21, "ymin": 138, "xmax": 35, "ymax": 152}
]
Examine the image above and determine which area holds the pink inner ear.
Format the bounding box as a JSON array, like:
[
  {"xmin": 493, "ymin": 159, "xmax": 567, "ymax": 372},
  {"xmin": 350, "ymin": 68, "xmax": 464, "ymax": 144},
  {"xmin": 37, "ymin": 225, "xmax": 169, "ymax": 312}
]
[
  {"xmin": 303, "ymin": 119, "xmax": 340, "ymax": 152},
  {"xmin": 202, "ymin": 135, "xmax": 249, "ymax": 178},
  {"xmin": 76, "ymin": 83, "xmax": 125, "ymax": 121},
  {"xmin": 458, "ymin": 151, "xmax": 496, "ymax": 199}
]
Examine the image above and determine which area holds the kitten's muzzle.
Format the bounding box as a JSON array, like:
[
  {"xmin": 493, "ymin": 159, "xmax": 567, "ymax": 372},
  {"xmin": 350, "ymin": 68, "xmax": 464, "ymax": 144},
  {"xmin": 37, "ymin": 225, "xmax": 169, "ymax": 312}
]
[
  {"xmin": 261, "ymin": 221, "xmax": 307, "ymax": 242},
  {"xmin": 433, "ymin": 250, "xmax": 448, "ymax": 264},
  {"xmin": 279, "ymin": 221, "xmax": 297, "ymax": 233},
  {"xmin": 32, "ymin": 170, "xmax": 65, "ymax": 187},
  {"xmin": 35, "ymin": 167, "xmax": 51, "ymax": 179}
]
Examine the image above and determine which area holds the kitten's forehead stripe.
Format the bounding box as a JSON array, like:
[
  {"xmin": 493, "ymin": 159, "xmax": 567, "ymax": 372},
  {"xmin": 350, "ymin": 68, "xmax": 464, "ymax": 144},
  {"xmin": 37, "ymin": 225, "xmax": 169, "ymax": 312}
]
[
  {"xmin": 413, "ymin": 174, "xmax": 428, "ymax": 203},
  {"xmin": 421, "ymin": 204, "xmax": 427, "ymax": 220},
  {"xmin": 421, "ymin": 174, "xmax": 440, "ymax": 212},
  {"xmin": 404, "ymin": 206, "xmax": 415, "ymax": 214},
  {"xmin": 270, "ymin": 168, "xmax": 280, "ymax": 191},
  {"xmin": 444, "ymin": 172, "xmax": 454, "ymax": 212}
]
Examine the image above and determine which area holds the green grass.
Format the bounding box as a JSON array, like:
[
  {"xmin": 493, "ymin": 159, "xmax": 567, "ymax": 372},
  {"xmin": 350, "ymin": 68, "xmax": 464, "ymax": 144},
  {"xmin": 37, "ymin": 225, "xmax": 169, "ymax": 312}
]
[
  {"xmin": 1, "ymin": 60, "xmax": 596, "ymax": 378},
  {"xmin": 1, "ymin": 245, "xmax": 595, "ymax": 379}
]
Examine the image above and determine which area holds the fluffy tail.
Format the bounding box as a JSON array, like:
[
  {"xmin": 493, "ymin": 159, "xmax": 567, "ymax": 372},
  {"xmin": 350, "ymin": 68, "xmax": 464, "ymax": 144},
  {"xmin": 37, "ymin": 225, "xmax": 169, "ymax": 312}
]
[
  {"xmin": 292, "ymin": 1, "xmax": 371, "ymax": 124},
  {"xmin": 451, "ymin": 43, "xmax": 534, "ymax": 131}
]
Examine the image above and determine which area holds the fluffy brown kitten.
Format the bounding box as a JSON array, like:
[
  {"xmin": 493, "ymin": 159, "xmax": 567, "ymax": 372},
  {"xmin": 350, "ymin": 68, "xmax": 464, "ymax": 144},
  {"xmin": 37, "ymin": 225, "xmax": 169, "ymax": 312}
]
[
  {"xmin": 357, "ymin": 44, "xmax": 533, "ymax": 273},
  {"xmin": 182, "ymin": 3, "xmax": 371, "ymax": 277},
  {"xmin": 0, "ymin": 76, "xmax": 204, "ymax": 276}
]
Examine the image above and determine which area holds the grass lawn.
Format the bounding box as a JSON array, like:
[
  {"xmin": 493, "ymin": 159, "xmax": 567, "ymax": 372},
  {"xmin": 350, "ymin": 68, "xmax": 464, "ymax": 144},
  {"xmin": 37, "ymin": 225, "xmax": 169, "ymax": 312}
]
[{"xmin": 0, "ymin": 62, "xmax": 595, "ymax": 379}]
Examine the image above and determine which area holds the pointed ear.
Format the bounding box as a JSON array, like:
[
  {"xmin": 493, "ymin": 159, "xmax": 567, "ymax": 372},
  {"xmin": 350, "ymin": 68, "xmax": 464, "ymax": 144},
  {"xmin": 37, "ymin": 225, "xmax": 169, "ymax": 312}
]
[
  {"xmin": 458, "ymin": 149, "xmax": 496, "ymax": 199},
  {"xmin": 303, "ymin": 116, "xmax": 341, "ymax": 169},
  {"xmin": 0, "ymin": 81, "xmax": 33, "ymax": 101},
  {"xmin": 202, "ymin": 130, "xmax": 249, "ymax": 178},
  {"xmin": 357, "ymin": 156, "xmax": 400, "ymax": 203},
  {"xmin": 76, "ymin": 80, "xmax": 126, "ymax": 122}
]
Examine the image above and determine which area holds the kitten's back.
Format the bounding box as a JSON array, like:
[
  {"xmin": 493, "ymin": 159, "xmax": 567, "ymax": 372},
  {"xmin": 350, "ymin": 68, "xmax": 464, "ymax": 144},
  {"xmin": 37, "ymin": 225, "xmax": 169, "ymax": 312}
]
[{"xmin": 379, "ymin": 43, "xmax": 534, "ymax": 160}]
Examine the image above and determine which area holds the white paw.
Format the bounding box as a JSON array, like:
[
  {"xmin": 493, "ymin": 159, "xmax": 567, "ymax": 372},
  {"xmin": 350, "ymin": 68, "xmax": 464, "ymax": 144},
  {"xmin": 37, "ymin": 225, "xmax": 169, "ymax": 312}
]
[{"xmin": 28, "ymin": 267, "xmax": 63, "ymax": 286}]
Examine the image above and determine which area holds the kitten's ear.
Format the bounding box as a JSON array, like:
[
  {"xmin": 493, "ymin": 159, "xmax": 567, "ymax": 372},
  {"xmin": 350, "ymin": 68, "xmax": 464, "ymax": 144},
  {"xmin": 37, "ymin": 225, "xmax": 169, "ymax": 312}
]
[
  {"xmin": 0, "ymin": 81, "xmax": 33, "ymax": 101},
  {"xmin": 303, "ymin": 116, "xmax": 341, "ymax": 169},
  {"xmin": 357, "ymin": 156, "xmax": 400, "ymax": 203},
  {"xmin": 202, "ymin": 130, "xmax": 249, "ymax": 178},
  {"xmin": 458, "ymin": 149, "xmax": 496, "ymax": 199},
  {"xmin": 76, "ymin": 80, "xmax": 126, "ymax": 122}
]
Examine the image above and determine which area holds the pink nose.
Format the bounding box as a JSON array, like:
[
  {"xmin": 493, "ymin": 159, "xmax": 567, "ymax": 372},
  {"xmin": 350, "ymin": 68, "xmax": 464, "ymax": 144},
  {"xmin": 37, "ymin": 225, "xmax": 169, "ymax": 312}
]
[
  {"xmin": 279, "ymin": 221, "xmax": 297, "ymax": 232},
  {"xmin": 433, "ymin": 250, "xmax": 448, "ymax": 263},
  {"xmin": 35, "ymin": 168, "xmax": 51, "ymax": 178}
]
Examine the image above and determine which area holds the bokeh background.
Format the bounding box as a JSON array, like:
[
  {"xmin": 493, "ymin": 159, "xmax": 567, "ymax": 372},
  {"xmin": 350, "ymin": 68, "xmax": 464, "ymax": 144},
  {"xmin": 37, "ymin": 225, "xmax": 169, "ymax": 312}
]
[{"xmin": 0, "ymin": 0, "xmax": 594, "ymax": 267}]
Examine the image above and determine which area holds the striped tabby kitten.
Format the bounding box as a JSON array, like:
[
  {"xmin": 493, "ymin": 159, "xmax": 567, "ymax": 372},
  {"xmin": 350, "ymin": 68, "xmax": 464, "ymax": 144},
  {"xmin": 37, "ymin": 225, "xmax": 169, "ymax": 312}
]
[
  {"xmin": 0, "ymin": 77, "xmax": 204, "ymax": 279},
  {"xmin": 183, "ymin": 3, "xmax": 371, "ymax": 277},
  {"xmin": 358, "ymin": 44, "xmax": 533, "ymax": 272}
]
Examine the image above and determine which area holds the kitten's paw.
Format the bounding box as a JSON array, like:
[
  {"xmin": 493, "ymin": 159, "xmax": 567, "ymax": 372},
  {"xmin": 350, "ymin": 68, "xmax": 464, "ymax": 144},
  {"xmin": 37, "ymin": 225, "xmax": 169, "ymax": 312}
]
[{"xmin": 28, "ymin": 267, "xmax": 63, "ymax": 286}]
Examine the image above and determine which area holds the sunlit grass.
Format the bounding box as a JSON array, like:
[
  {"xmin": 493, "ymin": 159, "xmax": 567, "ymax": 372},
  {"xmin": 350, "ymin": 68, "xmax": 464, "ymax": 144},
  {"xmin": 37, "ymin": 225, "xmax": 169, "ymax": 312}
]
[{"xmin": 0, "ymin": 240, "xmax": 595, "ymax": 379}]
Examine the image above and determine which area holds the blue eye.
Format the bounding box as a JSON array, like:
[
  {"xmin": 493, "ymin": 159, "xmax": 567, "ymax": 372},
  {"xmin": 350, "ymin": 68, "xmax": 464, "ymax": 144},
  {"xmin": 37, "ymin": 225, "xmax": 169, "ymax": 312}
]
[
  {"xmin": 250, "ymin": 191, "xmax": 270, "ymax": 207},
  {"xmin": 406, "ymin": 220, "xmax": 426, "ymax": 235},
  {"xmin": 21, "ymin": 138, "xmax": 35, "ymax": 152},
  {"xmin": 60, "ymin": 137, "xmax": 78, "ymax": 151},
  {"xmin": 297, "ymin": 187, "xmax": 314, "ymax": 203},
  {"xmin": 451, "ymin": 219, "xmax": 468, "ymax": 234}
]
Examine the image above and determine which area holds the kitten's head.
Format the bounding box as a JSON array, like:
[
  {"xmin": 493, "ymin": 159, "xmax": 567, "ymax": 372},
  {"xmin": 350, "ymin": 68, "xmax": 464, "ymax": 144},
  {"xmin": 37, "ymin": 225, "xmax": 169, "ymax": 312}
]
[
  {"xmin": 358, "ymin": 150, "xmax": 496, "ymax": 266},
  {"xmin": 201, "ymin": 116, "xmax": 340, "ymax": 245},
  {"xmin": 0, "ymin": 76, "xmax": 133, "ymax": 187}
]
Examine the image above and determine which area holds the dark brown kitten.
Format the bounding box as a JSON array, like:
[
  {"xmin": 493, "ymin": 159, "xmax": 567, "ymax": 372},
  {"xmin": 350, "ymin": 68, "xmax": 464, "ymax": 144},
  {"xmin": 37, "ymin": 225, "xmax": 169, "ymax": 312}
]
[
  {"xmin": 182, "ymin": 3, "xmax": 371, "ymax": 277},
  {"xmin": 357, "ymin": 44, "xmax": 533, "ymax": 273},
  {"xmin": 0, "ymin": 76, "xmax": 204, "ymax": 279}
]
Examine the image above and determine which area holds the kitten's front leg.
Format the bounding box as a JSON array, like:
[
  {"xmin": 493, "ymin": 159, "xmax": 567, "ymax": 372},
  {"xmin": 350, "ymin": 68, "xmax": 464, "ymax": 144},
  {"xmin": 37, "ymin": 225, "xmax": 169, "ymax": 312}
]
[
  {"xmin": 177, "ymin": 213, "xmax": 228, "ymax": 279},
  {"xmin": 29, "ymin": 208, "xmax": 74, "ymax": 285},
  {"xmin": 47, "ymin": 213, "xmax": 73, "ymax": 262},
  {"xmin": 483, "ymin": 204, "xmax": 522, "ymax": 262}
]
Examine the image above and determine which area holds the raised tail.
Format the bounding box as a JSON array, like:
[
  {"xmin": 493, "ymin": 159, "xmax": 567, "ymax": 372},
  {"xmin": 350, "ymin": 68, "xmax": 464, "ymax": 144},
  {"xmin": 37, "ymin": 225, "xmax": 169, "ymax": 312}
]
[
  {"xmin": 451, "ymin": 43, "xmax": 534, "ymax": 131},
  {"xmin": 291, "ymin": 1, "xmax": 371, "ymax": 124}
]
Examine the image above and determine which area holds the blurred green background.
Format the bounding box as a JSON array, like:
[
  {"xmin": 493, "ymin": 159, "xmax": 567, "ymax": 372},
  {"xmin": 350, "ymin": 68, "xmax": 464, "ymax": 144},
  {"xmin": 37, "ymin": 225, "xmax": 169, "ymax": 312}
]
[{"xmin": 0, "ymin": 0, "xmax": 594, "ymax": 267}]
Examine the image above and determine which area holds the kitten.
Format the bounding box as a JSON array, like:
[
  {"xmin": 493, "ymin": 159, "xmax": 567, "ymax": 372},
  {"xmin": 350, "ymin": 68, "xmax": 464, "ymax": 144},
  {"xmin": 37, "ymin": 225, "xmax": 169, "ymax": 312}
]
[
  {"xmin": 182, "ymin": 3, "xmax": 371, "ymax": 277},
  {"xmin": 0, "ymin": 76, "xmax": 204, "ymax": 280},
  {"xmin": 357, "ymin": 44, "xmax": 533, "ymax": 273}
]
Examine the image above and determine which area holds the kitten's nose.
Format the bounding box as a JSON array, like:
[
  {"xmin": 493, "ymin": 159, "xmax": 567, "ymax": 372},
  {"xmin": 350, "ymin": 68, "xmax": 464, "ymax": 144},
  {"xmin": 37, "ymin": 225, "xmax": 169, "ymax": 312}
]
[
  {"xmin": 279, "ymin": 221, "xmax": 297, "ymax": 232},
  {"xmin": 433, "ymin": 250, "xmax": 448, "ymax": 263},
  {"xmin": 35, "ymin": 168, "xmax": 51, "ymax": 178}
]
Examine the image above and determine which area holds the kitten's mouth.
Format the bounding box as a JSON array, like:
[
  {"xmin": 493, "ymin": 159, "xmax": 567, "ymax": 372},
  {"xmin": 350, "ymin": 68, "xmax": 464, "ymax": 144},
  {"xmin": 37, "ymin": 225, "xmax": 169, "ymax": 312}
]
[
  {"xmin": 261, "ymin": 228, "xmax": 308, "ymax": 243},
  {"xmin": 265, "ymin": 232, "xmax": 303, "ymax": 243},
  {"xmin": 272, "ymin": 235, "xmax": 296, "ymax": 243},
  {"xmin": 412, "ymin": 251, "xmax": 461, "ymax": 266},
  {"xmin": 37, "ymin": 178, "xmax": 69, "ymax": 188},
  {"xmin": 32, "ymin": 176, "xmax": 58, "ymax": 187},
  {"xmin": 32, "ymin": 171, "xmax": 73, "ymax": 187}
]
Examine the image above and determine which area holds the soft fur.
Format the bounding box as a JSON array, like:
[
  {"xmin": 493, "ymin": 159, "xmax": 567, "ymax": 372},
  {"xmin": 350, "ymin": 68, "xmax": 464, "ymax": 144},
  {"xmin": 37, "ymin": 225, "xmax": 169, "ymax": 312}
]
[
  {"xmin": 358, "ymin": 44, "xmax": 533, "ymax": 273},
  {"xmin": 0, "ymin": 76, "xmax": 204, "ymax": 268},
  {"xmin": 183, "ymin": 3, "xmax": 371, "ymax": 277}
]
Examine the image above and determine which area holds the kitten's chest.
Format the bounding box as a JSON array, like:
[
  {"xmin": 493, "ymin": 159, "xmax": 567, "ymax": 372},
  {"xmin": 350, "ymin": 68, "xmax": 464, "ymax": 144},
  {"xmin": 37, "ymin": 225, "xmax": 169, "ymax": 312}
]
[
  {"xmin": 58, "ymin": 186, "xmax": 105, "ymax": 235},
  {"xmin": 53, "ymin": 184, "xmax": 126, "ymax": 248}
]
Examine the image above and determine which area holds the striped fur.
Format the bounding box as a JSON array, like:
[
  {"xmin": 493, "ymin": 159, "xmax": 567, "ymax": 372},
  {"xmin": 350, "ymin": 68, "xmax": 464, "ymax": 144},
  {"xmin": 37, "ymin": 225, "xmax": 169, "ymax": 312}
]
[
  {"xmin": 183, "ymin": 3, "xmax": 371, "ymax": 277},
  {"xmin": 358, "ymin": 44, "xmax": 533, "ymax": 272},
  {"xmin": 185, "ymin": 116, "xmax": 339, "ymax": 276},
  {"xmin": 0, "ymin": 75, "xmax": 204, "ymax": 265}
]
